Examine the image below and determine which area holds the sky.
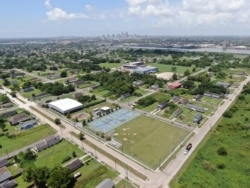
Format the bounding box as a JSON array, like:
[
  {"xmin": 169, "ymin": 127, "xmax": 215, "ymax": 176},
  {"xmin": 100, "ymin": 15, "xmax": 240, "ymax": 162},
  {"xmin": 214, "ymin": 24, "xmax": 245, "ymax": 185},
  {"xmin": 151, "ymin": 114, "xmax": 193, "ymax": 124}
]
[{"xmin": 0, "ymin": 0, "xmax": 250, "ymax": 38}]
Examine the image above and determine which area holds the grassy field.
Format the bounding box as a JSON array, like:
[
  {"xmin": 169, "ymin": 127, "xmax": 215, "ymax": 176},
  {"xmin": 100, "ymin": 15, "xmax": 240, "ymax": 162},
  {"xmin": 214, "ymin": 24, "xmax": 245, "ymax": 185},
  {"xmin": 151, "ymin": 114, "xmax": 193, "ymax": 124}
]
[
  {"xmin": 99, "ymin": 63, "xmax": 122, "ymax": 69},
  {"xmin": 113, "ymin": 115, "xmax": 190, "ymax": 169},
  {"xmin": 0, "ymin": 124, "xmax": 55, "ymax": 156},
  {"xmin": 35, "ymin": 140, "xmax": 84, "ymax": 168},
  {"xmin": 92, "ymin": 87, "xmax": 111, "ymax": 98},
  {"xmin": 170, "ymin": 91, "xmax": 250, "ymax": 188},
  {"xmin": 147, "ymin": 63, "xmax": 195, "ymax": 74}
]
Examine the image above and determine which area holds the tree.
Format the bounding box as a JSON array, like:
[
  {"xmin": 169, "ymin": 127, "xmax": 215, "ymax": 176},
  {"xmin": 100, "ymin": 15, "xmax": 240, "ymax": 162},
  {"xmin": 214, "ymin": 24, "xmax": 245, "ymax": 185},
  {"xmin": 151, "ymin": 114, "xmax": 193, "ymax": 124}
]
[
  {"xmin": 54, "ymin": 118, "xmax": 61, "ymax": 125},
  {"xmin": 0, "ymin": 119, "xmax": 6, "ymax": 131},
  {"xmin": 32, "ymin": 167, "xmax": 50, "ymax": 188},
  {"xmin": 184, "ymin": 69, "xmax": 191, "ymax": 77},
  {"xmin": 217, "ymin": 147, "xmax": 228, "ymax": 156},
  {"xmin": 82, "ymin": 120, "xmax": 87, "ymax": 126},
  {"xmin": 171, "ymin": 66, "xmax": 177, "ymax": 72},
  {"xmin": 47, "ymin": 166, "xmax": 74, "ymax": 188},
  {"xmin": 23, "ymin": 149, "xmax": 37, "ymax": 161},
  {"xmin": 79, "ymin": 132, "xmax": 84, "ymax": 140},
  {"xmin": 60, "ymin": 70, "xmax": 67, "ymax": 78},
  {"xmin": 172, "ymin": 73, "xmax": 178, "ymax": 80}
]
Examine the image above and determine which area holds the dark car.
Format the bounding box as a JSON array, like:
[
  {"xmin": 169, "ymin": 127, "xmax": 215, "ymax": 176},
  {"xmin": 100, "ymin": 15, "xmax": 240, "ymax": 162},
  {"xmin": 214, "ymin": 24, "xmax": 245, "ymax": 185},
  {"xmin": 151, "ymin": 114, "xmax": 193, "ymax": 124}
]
[{"xmin": 184, "ymin": 143, "xmax": 192, "ymax": 155}]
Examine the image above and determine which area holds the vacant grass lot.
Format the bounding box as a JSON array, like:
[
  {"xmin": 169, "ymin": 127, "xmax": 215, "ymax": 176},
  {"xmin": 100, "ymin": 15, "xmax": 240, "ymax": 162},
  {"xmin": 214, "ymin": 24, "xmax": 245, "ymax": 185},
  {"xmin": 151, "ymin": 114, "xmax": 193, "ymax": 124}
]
[
  {"xmin": 0, "ymin": 124, "xmax": 55, "ymax": 156},
  {"xmin": 35, "ymin": 140, "xmax": 83, "ymax": 168},
  {"xmin": 113, "ymin": 115, "xmax": 190, "ymax": 169},
  {"xmin": 171, "ymin": 92, "xmax": 250, "ymax": 188},
  {"xmin": 147, "ymin": 63, "xmax": 195, "ymax": 74},
  {"xmin": 99, "ymin": 63, "xmax": 122, "ymax": 69}
]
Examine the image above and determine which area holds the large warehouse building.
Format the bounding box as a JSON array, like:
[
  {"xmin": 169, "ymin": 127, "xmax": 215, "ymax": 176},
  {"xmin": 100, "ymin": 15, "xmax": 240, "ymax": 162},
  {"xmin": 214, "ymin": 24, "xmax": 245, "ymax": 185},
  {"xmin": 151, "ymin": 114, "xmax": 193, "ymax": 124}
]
[{"xmin": 48, "ymin": 98, "xmax": 83, "ymax": 114}]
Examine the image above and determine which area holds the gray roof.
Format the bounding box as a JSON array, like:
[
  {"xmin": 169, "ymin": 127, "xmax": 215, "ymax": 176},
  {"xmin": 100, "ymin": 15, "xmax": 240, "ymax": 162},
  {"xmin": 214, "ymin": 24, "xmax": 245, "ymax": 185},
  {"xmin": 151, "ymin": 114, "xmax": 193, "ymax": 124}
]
[
  {"xmin": 45, "ymin": 134, "xmax": 61, "ymax": 146},
  {"xmin": 0, "ymin": 167, "xmax": 12, "ymax": 183},
  {"xmin": 95, "ymin": 178, "xmax": 114, "ymax": 188},
  {"xmin": 0, "ymin": 159, "xmax": 8, "ymax": 168},
  {"xmin": 0, "ymin": 180, "xmax": 17, "ymax": 188},
  {"xmin": 65, "ymin": 159, "xmax": 82, "ymax": 172}
]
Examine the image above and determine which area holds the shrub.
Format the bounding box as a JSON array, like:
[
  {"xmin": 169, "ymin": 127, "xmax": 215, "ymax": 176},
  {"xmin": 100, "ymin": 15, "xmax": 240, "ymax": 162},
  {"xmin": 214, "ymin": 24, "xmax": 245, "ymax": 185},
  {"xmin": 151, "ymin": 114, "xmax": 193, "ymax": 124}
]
[
  {"xmin": 217, "ymin": 147, "xmax": 228, "ymax": 156},
  {"xmin": 217, "ymin": 162, "xmax": 226, "ymax": 169},
  {"xmin": 61, "ymin": 156, "xmax": 71, "ymax": 164}
]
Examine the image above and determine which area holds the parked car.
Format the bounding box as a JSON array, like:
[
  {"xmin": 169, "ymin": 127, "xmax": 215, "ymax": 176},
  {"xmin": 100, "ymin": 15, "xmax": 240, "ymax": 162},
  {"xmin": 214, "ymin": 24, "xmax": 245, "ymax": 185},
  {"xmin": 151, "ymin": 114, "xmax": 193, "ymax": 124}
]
[{"xmin": 184, "ymin": 143, "xmax": 192, "ymax": 155}]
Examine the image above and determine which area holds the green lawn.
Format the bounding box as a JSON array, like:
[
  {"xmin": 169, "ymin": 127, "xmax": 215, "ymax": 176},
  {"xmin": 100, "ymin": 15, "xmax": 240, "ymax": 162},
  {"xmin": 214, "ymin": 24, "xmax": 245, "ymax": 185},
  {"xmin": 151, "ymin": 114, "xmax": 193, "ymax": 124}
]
[
  {"xmin": 113, "ymin": 115, "xmax": 190, "ymax": 169},
  {"xmin": 35, "ymin": 139, "xmax": 84, "ymax": 168},
  {"xmin": 92, "ymin": 87, "xmax": 111, "ymax": 98},
  {"xmin": 99, "ymin": 63, "xmax": 122, "ymax": 69},
  {"xmin": 170, "ymin": 87, "xmax": 250, "ymax": 188},
  {"xmin": 147, "ymin": 63, "xmax": 195, "ymax": 74},
  {"xmin": 0, "ymin": 124, "xmax": 55, "ymax": 156},
  {"xmin": 116, "ymin": 179, "xmax": 137, "ymax": 188}
]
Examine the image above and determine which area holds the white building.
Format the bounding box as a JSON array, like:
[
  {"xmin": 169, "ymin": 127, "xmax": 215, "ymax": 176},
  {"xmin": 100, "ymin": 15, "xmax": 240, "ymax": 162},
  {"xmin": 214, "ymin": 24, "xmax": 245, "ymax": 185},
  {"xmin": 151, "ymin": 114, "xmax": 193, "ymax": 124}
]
[{"xmin": 48, "ymin": 98, "xmax": 83, "ymax": 114}]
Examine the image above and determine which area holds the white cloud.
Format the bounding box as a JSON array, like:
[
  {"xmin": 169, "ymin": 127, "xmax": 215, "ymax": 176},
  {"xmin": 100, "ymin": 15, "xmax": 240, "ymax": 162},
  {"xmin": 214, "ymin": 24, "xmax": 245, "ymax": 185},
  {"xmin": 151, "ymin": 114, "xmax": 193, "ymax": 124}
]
[
  {"xmin": 85, "ymin": 5, "xmax": 93, "ymax": 11},
  {"xmin": 45, "ymin": 0, "xmax": 88, "ymax": 21},
  {"xmin": 125, "ymin": 0, "xmax": 250, "ymax": 28},
  {"xmin": 45, "ymin": 0, "xmax": 52, "ymax": 9},
  {"xmin": 46, "ymin": 8, "xmax": 88, "ymax": 21}
]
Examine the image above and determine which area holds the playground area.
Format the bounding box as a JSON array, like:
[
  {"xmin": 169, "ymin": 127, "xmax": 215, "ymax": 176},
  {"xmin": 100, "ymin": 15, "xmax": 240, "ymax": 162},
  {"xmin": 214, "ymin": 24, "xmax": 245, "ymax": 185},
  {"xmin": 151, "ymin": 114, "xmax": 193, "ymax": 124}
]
[{"xmin": 88, "ymin": 109, "xmax": 141, "ymax": 133}]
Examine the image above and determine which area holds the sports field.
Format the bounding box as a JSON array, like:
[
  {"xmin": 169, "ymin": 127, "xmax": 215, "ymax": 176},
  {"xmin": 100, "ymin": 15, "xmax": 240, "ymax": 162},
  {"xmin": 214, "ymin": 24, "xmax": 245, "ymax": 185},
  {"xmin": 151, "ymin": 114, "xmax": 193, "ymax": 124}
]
[{"xmin": 113, "ymin": 115, "xmax": 190, "ymax": 169}]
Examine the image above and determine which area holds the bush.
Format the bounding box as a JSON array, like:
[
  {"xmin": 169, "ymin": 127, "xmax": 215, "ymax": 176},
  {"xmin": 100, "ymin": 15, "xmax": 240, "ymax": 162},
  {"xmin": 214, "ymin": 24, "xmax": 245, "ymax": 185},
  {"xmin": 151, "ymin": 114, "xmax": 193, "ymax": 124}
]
[
  {"xmin": 217, "ymin": 162, "xmax": 226, "ymax": 169},
  {"xmin": 217, "ymin": 147, "xmax": 228, "ymax": 156},
  {"xmin": 61, "ymin": 156, "xmax": 71, "ymax": 164}
]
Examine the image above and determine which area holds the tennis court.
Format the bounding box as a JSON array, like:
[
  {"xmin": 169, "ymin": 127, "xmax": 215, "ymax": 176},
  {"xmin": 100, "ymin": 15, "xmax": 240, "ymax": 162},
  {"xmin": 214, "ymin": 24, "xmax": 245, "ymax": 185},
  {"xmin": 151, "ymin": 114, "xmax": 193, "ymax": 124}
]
[{"xmin": 89, "ymin": 109, "xmax": 140, "ymax": 133}]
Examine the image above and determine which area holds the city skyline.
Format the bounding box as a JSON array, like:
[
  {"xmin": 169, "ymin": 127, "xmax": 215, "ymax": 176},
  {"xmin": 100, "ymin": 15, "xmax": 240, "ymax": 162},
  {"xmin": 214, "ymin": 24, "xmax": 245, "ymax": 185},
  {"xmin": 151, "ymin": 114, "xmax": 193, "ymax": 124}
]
[{"xmin": 1, "ymin": 0, "xmax": 250, "ymax": 38}]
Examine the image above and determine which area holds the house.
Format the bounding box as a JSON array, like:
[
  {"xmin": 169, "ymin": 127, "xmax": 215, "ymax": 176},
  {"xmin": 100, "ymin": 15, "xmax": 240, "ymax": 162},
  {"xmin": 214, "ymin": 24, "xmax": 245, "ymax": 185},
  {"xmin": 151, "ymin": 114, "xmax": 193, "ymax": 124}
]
[
  {"xmin": 168, "ymin": 82, "xmax": 181, "ymax": 90},
  {"xmin": 193, "ymin": 113, "xmax": 203, "ymax": 124},
  {"xmin": 204, "ymin": 92, "xmax": 223, "ymax": 99},
  {"xmin": 0, "ymin": 180, "xmax": 17, "ymax": 188},
  {"xmin": 7, "ymin": 113, "xmax": 30, "ymax": 126},
  {"xmin": 120, "ymin": 93, "xmax": 130, "ymax": 100},
  {"xmin": 194, "ymin": 94, "xmax": 203, "ymax": 101},
  {"xmin": 151, "ymin": 84, "xmax": 159, "ymax": 90},
  {"xmin": 64, "ymin": 159, "xmax": 82, "ymax": 172},
  {"xmin": 171, "ymin": 96, "xmax": 180, "ymax": 103},
  {"xmin": 73, "ymin": 92, "xmax": 83, "ymax": 99},
  {"xmin": 19, "ymin": 120, "xmax": 37, "ymax": 131},
  {"xmin": 22, "ymin": 87, "xmax": 34, "ymax": 93},
  {"xmin": 95, "ymin": 178, "xmax": 115, "ymax": 188},
  {"xmin": 0, "ymin": 103, "xmax": 13, "ymax": 108},
  {"xmin": 93, "ymin": 108, "xmax": 101, "ymax": 116},
  {"xmin": 0, "ymin": 159, "xmax": 8, "ymax": 168},
  {"xmin": 186, "ymin": 104, "xmax": 205, "ymax": 113},
  {"xmin": 157, "ymin": 102, "xmax": 168, "ymax": 110},
  {"xmin": 178, "ymin": 98, "xmax": 189, "ymax": 105},
  {"xmin": 0, "ymin": 110, "xmax": 17, "ymax": 119},
  {"xmin": 216, "ymin": 82, "xmax": 231, "ymax": 88},
  {"xmin": 67, "ymin": 77, "xmax": 78, "ymax": 83},
  {"xmin": 0, "ymin": 167, "xmax": 12, "ymax": 183},
  {"xmin": 133, "ymin": 80, "xmax": 144, "ymax": 87},
  {"xmin": 32, "ymin": 134, "xmax": 61, "ymax": 153},
  {"xmin": 173, "ymin": 108, "xmax": 183, "ymax": 118},
  {"xmin": 74, "ymin": 80, "xmax": 86, "ymax": 87}
]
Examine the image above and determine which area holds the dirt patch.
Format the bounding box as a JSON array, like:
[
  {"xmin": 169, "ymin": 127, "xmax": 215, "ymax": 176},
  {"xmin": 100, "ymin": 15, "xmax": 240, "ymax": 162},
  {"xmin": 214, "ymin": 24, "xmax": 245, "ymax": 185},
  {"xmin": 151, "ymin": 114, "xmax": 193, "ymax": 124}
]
[{"xmin": 155, "ymin": 72, "xmax": 174, "ymax": 80}]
